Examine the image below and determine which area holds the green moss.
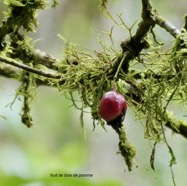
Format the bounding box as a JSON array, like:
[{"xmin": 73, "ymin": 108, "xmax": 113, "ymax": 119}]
[
  {"xmin": 118, "ymin": 128, "xmax": 136, "ymax": 171},
  {"xmin": 0, "ymin": 0, "xmax": 46, "ymax": 127}
]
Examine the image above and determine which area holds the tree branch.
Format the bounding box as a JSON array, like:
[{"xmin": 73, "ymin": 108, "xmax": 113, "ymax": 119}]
[
  {"xmin": 155, "ymin": 16, "xmax": 181, "ymax": 37},
  {"xmin": 166, "ymin": 121, "xmax": 187, "ymax": 139},
  {"xmin": 119, "ymin": 0, "xmax": 155, "ymax": 73},
  {"xmin": 34, "ymin": 49, "xmax": 60, "ymax": 71},
  {"xmin": 0, "ymin": 55, "xmax": 61, "ymax": 79},
  {"xmin": 119, "ymin": 0, "xmax": 181, "ymax": 73},
  {"xmin": 126, "ymin": 81, "xmax": 187, "ymax": 139}
]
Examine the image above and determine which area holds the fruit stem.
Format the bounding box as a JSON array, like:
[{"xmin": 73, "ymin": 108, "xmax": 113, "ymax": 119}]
[{"xmin": 113, "ymin": 54, "xmax": 125, "ymax": 82}]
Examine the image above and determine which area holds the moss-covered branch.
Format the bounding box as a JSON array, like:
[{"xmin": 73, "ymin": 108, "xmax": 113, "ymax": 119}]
[
  {"xmin": 0, "ymin": 55, "xmax": 61, "ymax": 79},
  {"xmin": 0, "ymin": 0, "xmax": 187, "ymax": 175},
  {"xmin": 118, "ymin": 0, "xmax": 181, "ymax": 74},
  {"xmin": 118, "ymin": 0, "xmax": 154, "ymax": 73}
]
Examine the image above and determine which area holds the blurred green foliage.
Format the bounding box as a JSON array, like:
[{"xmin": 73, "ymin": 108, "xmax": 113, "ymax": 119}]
[{"xmin": 0, "ymin": 82, "xmax": 122, "ymax": 186}]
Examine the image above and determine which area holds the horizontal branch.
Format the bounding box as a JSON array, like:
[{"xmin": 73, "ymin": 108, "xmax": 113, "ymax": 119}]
[
  {"xmin": 166, "ymin": 121, "xmax": 187, "ymax": 138},
  {"xmin": 0, "ymin": 66, "xmax": 51, "ymax": 86},
  {"xmin": 34, "ymin": 49, "xmax": 60, "ymax": 71},
  {"xmin": 0, "ymin": 55, "xmax": 61, "ymax": 79}
]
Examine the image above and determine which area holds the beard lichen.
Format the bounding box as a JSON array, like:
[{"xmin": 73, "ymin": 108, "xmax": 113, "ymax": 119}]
[
  {"xmin": 56, "ymin": 30, "xmax": 187, "ymax": 173},
  {"xmin": 1, "ymin": 0, "xmax": 187, "ymax": 179}
]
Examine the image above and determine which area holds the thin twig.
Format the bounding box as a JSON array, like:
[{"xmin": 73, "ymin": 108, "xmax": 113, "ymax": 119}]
[
  {"xmin": 155, "ymin": 16, "xmax": 181, "ymax": 37},
  {"xmin": 34, "ymin": 49, "xmax": 60, "ymax": 70},
  {"xmin": 0, "ymin": 55, "xmax": 61, "ymax": 79}
]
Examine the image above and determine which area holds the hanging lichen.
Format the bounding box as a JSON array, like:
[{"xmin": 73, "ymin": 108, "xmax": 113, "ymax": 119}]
[{"xmin": 0, "ymin": 0, "xmax": 187, "ymax": 180}]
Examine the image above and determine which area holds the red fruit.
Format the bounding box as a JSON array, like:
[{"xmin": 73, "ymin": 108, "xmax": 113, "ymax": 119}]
[{"xmin": 99, "ymin": 90, "xmax": 127, "ymax": 134}]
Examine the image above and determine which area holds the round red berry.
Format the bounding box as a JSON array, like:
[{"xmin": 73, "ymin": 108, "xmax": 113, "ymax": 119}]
[{"xmin": 99, "ymin": 90, "xmax": 127, "ymax": 134}]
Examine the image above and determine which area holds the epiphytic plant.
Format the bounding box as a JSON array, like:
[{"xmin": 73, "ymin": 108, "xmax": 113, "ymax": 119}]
[{"xmin": 0, "ymin": 0, "xmax": 187, "ymax": 185}]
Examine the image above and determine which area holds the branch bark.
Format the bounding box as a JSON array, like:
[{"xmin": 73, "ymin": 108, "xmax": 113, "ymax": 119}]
[
  {"xmin": 0, "ymin": 55, "xmax": 61, "ymax": 79},
  {"xmin": 155, "ymin": 16, "xmax": 181, "ymax": 37},
  {"xmin": 119, "ymin": 0, "xmax": 155, "ymax": 73},
  {"xmin": 119, "ymin": 0, "xmax": 181, "ymax": 73}
]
